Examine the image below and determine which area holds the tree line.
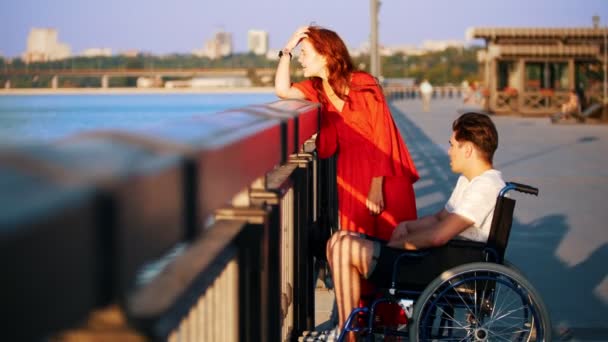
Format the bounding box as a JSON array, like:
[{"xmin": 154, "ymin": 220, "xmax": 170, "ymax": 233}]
[{"xmin": 0, "ymin": 46, "xmax": 482, "ymax": 88}]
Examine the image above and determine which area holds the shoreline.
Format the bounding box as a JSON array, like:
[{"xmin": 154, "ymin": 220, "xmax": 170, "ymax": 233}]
[{"xmin": 0, "ymin": 86, "xmax": 276, "ymax": 96}]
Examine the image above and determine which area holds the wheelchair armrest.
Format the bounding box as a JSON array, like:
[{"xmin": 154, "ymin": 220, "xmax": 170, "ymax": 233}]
[
  {"xmin": 446, "ymin": 239, "xmax": 486, "ymax": 249},
  {"xmin": 392, "ymin": 239, "xmax": 484, "ymax": 263},
  {"xmin": 389, "ymin": 240, "xmax": 488, "ymax": 291},
  {"xmin": 447, "ymin": 239, "xmax": 504, "ymax": 262}
]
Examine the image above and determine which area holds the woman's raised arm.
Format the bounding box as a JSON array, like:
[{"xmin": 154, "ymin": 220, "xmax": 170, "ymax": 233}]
[{"xmin": 275, "ymin": 27, "xmax": 309, "ymax": 99}]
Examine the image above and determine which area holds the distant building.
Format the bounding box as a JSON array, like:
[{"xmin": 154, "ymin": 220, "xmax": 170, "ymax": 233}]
[
  {"xmin": 384, "ymin": 44, "xmax": 427, "ymax": 56},
  {"xmin": 191, "ymin": 76, "xmax": 251, "ymax": 88},
  {"xmin": 119, "ymin": 50, "xmax": 140, "ymax": 58},
  {"xmin": 351, "ymin": 42, "xmax": 424, "ymax": 57},
  {"xmin": 137, "ymin": 76, "xmax": 163, "ymax": 88},
  {"xmin": 81, "ymin": 48, "xmax": 112, "ymax": 57},
  {"xmin": 22, "ymin": 28, "xmax": 71, "ymax": 63},
  {"xmin": 421, "ymin": 40, "xmax": 465, "ymax": 52},
  {"xmin": 164, "ymin": 76, "xmax": 251, "ymax": 88},
  {"xmin": 195, "ymin": 31, "xmax": 233, "ymax": 59},
  {"xmin": 214, "ymin": 31, "xmax": 233, "ymax": 57},
  {"xmin": 351, "ymin": 40, "xmax": 464, "ymax": 58},
  {"xmin": 248, "ymin": 30, "xmax": 269, "ymax": 55}
]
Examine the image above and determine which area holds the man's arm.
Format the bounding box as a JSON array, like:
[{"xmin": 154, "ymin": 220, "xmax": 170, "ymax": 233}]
[
  {"xmin": 388, "ymin": 212, "xmax": 473, "ymax": 250},
  {"xmin": 388, "ymin": 209, "xmax": 450, "ymax": 245},
  {"xmin": 407, "ymin": 209, "xmax": 449, "ymax": 233}
]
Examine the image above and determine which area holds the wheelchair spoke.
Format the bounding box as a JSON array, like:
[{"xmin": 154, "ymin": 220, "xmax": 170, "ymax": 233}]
[
  {"xmin": 478, "ymin": 272, "xmax": 491, "ymax": 320},
  {"xmin": 488, "ymin": 302, "xmax": 527, "ymax": 325},
  {"xmin": 474, "ymin": 275, "xmax": 479, "ymax": 323},
  {"xmin": 486, "ymin": 318, "xmax": 532, "ymax": 337},
  {"xmin": 447, "ymin": 277, "xmax": 478, "ymax": 323},
  {"xmin": 486, "ymin": 331, "xmax": 515, "ymax": 342},
  {"xmin": 489, "ymin": 292, "xmax": 522, "ymax": 325},
  {"xmin": 488, "ymin": 325, "xmax": 534, "ymax": 340},
  {"xmin": 432, "ymin": 305, "xmax": 469, "ymax": 330},
  {"xmin": 490, "ymin": 277, "xmax": 523, "ymax": 322},
  {"xmin": 484, "ymin": 280, "xmax": 533, "ymax": 338}
]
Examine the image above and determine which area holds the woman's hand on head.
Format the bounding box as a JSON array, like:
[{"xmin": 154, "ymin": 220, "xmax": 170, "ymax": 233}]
[{"xmin": 285, "ymin": 26, "xmax": 309, "ymax": 51}]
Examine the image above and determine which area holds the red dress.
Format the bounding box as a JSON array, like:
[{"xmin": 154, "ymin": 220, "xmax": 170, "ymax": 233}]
[{"xmin": 294, "ymin": 71, "xmax": 419, "ymax": 240}]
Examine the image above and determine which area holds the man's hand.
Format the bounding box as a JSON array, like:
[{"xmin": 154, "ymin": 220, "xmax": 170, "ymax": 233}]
[
  {"xmin": 366, "ymin": 177, "xmax": 384, "ymax": 215},
  {"xmin": 388, "ymin": 221, "xmax": 408, "ymax": 248}
]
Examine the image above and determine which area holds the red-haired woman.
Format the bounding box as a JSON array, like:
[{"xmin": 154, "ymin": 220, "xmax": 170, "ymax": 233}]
[{"xmin": 275, "ymin": 26, "xmax": 419, "ymax": 336}]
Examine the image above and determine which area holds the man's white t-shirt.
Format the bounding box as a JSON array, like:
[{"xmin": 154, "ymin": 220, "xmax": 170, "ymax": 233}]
[{"xmin": 444, "ymin": 169, "xmax": 505, "ymax": 242}]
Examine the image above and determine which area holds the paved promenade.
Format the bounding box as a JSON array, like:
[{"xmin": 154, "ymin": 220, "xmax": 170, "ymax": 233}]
[{"xmin": 314, "ymin": 98, "xmax": 608, "ymax": 340}]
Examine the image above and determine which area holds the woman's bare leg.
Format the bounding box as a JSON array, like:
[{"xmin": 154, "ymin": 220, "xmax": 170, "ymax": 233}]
[
  {"xmin": 328, "ymin": 234, "xmax": 375, "ymax": 341},
  {"xmin": 326, "ymin": 230, "xmax": 361, "ymax": 270}
]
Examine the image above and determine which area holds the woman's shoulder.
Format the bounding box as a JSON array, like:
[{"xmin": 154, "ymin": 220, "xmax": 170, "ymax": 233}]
[
  {"xmin": 350, "ymin": 71, "xmax": 381, "ymax": 93},
  {"xmin": 351, "ymin": 71, "xmax": 378, "ymax": 85}
]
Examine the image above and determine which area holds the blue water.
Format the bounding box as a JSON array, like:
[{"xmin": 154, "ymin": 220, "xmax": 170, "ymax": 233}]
[{"xmin": 0, "ymin": 93, "xmax": 277, "ymax": 144}]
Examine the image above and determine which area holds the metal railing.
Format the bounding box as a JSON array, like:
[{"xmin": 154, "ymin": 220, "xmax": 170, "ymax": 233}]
[
  {"xmin": 383, "ymin": 85, "xmax": 463, "ymax": 101},
  {"xmin": 491, "ymin": 90, "xmax": 569, "ymax": 115},
  {"xmin": 0, "ymin": 99, "xmax": 336, "ymax": 341}
]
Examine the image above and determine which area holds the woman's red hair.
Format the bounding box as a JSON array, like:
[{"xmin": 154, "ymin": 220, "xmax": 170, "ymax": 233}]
[{"xmin": 305, "ymin": 26, "xmax": 355, "ymax": 103}]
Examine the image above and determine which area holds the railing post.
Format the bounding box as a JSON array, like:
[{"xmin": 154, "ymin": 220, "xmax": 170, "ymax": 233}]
[
  {"xmin": 249, "ymin": 178, "xmax": 289, "ymax": 342},
  {"xmin": 237, "ymin": 222, "xmax": 265, "ymax": 342},
  {"xmin": 215, "ymin": 206, "xmax": 274, "ymax": 342},
  {"xmin": 290, "ymin": 153, "xmax": 316, "ymax": 336},
  {"xmin": 266, "ymin": 203, "xmax": 283, "ymax": 342}
]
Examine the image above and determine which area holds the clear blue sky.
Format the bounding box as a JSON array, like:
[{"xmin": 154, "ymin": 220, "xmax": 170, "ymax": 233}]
[{"xmin": 1, "ymin": 0, "xmax": 606, "ymax": 57}]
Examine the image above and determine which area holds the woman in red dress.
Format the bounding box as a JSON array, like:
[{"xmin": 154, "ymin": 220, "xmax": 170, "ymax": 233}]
[{"xmin": 275, "ymin": 26, "xmax": 418, "ymax": 335}]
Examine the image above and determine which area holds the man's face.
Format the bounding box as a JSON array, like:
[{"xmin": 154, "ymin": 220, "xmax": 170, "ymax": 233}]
[{"xmin": 448, "ymin": 132, "xmax": 466, "ymax": 173}]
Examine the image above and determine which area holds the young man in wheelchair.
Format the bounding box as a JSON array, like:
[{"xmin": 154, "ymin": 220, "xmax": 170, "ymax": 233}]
[{"xmin": 326, "ymin": 112, "xmax": 505, "ymax": 340}]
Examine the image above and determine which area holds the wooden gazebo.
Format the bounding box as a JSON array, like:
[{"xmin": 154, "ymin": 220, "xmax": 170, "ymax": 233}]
[{"xmin": 469, "ymin": 27, "xmax": 607, "ymax": 115}]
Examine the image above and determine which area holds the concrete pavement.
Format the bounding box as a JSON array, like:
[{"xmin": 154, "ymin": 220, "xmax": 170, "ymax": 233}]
[{"xmin": 313, "ymin": 98, "xmax": 608, "ymax": 341}]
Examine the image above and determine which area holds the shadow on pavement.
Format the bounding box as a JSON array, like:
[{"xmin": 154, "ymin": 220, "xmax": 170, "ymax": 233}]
[{"xmin": 391, "ymin": 104, "xmax": 608, "ymax": 340}]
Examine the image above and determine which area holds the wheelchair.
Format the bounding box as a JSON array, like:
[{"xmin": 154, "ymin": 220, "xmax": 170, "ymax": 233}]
[{"xmin": 337, "ymin": 182, "xmax": 552, "ymax": 341}]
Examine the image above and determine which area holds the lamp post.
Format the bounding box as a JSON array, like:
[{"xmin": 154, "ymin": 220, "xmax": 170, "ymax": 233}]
[
  {"xmin": 596, "ymin": 15, "xmax": 607, "ymax": 105},
  {"xmin": 604, "ymin": 26, "xmax": 608, "ymax": 105},
  {"xmin": 370, "ymin": 0, "xmax": 381, "ymax": 78}
]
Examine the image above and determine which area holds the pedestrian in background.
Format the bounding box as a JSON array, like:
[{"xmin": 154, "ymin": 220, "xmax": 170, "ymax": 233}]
[{"xmin": 420, "ymin": 79, "xmax": 433, "ymax": 112}]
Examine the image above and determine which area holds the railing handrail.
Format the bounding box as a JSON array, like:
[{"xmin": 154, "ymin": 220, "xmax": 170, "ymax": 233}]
[{"xmin": 0, "ymin": 99, "xmax": 322, "ymax": 341}]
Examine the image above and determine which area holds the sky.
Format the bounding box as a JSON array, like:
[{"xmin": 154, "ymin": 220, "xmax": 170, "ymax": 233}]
[{"xmin": 1, "ymin": 0, "xmax": 607, "ymax": 58}]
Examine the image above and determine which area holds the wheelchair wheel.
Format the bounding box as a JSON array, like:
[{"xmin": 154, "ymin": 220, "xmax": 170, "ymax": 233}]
[{"xmin": 410, "ymin": 262, "xmax": 551, "ymax": 341}]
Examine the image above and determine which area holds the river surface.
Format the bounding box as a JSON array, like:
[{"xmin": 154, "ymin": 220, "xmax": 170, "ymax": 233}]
[{"xmin": 0, "ymin": 93, "xmax": 277, "ymax": 144}]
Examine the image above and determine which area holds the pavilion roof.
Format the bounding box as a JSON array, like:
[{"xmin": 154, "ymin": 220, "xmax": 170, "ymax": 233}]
[
  {"xmin": 494, "ymin": 44, "xmax": 601, "ymax": 58},
  {"xmin": 467, "ymin": 27, "xmax": 608, "ymax": 40}
]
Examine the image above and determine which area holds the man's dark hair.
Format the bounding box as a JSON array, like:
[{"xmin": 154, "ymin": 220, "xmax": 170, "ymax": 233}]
[{"xmin": 452, "ymin": 112, "xmax": 498, "ymax": 163}]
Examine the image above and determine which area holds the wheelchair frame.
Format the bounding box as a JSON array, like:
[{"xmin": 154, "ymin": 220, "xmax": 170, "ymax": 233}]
[{"xmin": 338, "ymin": 182, "xmax": 552, "ymax": 341}]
